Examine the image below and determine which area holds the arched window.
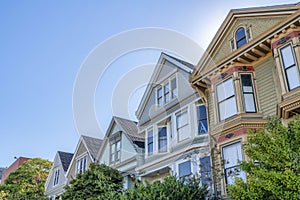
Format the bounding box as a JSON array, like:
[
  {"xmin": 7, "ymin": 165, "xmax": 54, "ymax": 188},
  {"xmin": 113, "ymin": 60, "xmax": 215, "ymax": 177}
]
[{"xmin": 235, "ymin": 27, "xmax": 247, "ymax": 49}]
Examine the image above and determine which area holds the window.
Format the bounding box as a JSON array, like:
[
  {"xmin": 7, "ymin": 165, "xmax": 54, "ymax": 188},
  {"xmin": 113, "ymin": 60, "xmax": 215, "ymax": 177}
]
[
  {"xmin": 53, "ymin": 169, "xmax": 59, "ymax": 186},
  {"xmin": 176, "ymin": 110, "xmax": 189, "ymax": 141},
  {"xmin": 147, "ymin": 129, "xmax": 153, "ymax": 155},
  {"xmin": 197, "ymin": 105, "xmax": 208, "ymax": 134},
  {"xmin": 110, "ymin": 139, "xmax": 121, "ymax": 163},
  {"xmin": 200, "ymin": 156, "xmax": 212, "ymax": 185},
  {"xmin": 235, "ymin": 27, "xmax": 247, "ymax": 49},
  {"xmin": 76, "ymin": 156, "xmax": 87, "ymax": 174},
  {"xmin": 241, "ymin": 74, "xmax": 256, "ymax": 112},
  {"xmin": 158, "ymin": 126, "xmax": 167, "ymax": 152},
  {"xmin": 171, "ymin": 78, "xmax": 177, "ymax": 98},
  {"xmin": 179, "ymin": 160, "xmax": 191, "ymax": 178},
  {"xmin": 216, "ymin": 78, "xmax": 237, "ymax": 121},
  {"xmin": 222, "ymin": 142, "xmax": 246, "ymax": 185},
  {"xmin": 156, "ymin": 77, "xmax": 177, "ymax": 106},
  {"xmin": 280, "ymin": 44, "xmax": 300, "ymax": 90}
]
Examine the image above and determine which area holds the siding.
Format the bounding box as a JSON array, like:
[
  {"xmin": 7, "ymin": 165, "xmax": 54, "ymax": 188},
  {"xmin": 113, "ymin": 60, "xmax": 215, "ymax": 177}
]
[{"xmin": 255, "ymin": 57, "xmax": 279, "ymax": 117}]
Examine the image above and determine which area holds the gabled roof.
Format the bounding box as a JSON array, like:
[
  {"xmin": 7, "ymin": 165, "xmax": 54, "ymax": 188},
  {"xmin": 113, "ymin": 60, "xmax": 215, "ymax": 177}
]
[
  {"xmin": 81, "ymin": 135, "xmax": 103, "ymax": 161},
  {"xmin": 136, "ymin": 52, "xmax": 195, "ymax": 119},
  {"xmin": 57, "ymin": 151, "xmax": 73, "ymax": 172},
  {"xmin": 114, "ymin": 116, "xmax": 144, "ymax": 143},
  {"xmin": 192, "ymin": 3, "xmax": 299, "ymax": 78}
]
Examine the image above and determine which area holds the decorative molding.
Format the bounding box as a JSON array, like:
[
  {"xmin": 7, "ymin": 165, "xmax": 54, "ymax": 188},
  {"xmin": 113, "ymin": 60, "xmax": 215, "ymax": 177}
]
[{"xmin": 272, "ymin": 31, "xmax": 300, "ymax": 49}]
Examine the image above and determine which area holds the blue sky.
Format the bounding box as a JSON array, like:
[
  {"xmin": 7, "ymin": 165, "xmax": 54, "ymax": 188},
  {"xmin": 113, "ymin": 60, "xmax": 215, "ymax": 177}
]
[{"xmin": 0, "ymin": 0, "xmax": 297, "ymax": 167}]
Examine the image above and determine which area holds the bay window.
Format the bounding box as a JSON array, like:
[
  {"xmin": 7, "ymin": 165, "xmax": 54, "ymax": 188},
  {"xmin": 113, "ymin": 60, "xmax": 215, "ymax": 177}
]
[
  {"xmin": 216, "ymin": 77, "xmax": 237, "ymax": 121},
  {"xmin": 222, "ymin": 142, "xmax": 246, "ymax": 185},
  {"xmin": 280, "ymin": 44, "xmax": 300, "ymax": 90}
]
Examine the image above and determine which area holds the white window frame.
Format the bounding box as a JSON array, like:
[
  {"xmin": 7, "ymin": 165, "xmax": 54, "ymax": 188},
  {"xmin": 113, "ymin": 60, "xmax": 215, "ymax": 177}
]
[
  {"xmin": 279, "ymin": 43, "xmax": 300, "ymax": 91},
  {"xmin": 176, "ymin": 109, "xmax": 189, "ymax": 142},
  {"xmin": 76, "ymin": 154, "xmax": 87, "ymax": 175},
  {"xmin": 216, "ymin": 77, "xmax": 237, "ymax": 121},
  {"xmin": 156, "ymin": 76, "xmax": 177, "ymax": 106}
]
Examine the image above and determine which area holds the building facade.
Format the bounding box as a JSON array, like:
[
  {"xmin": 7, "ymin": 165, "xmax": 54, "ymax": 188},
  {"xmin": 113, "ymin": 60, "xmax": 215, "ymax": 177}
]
[
  {"xmin": 135, "ymin": 53, "xmax": 212, "ymax": 187},
  {"xmin": 1, "ymin": 157, "xmax": 31, "ymax": 184},
  {"xmin": 190, "ymin": 3, "xmax": 300, "ymax": 197}
]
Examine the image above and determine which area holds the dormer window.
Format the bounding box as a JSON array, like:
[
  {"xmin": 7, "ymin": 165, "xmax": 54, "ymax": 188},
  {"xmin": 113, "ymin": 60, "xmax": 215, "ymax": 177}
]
[
  {"xmin": 110, "ymin": 136, "xmax": 121, "ymax": 164},
  {"xmin": 236, "ymin": 27, "xmax": 247, "ymax": 49},
  {"xmin": 76, "ymin": 155, "xmax": 87, "ymax": 174},
  {"xmin": 53, "ymin": 169, "xmax": 59, "ymax": 186},
  {"xmin": 156, "ymin": 77, "xmax": 177, "ymax": 106},
  {"xmin": 231, "ymin": 26, "xmax": 252, "ymax": 51}
]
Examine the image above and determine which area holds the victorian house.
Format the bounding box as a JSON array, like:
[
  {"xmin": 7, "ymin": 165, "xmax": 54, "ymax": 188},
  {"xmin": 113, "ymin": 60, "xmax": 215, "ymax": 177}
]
[
  {"xmin": 97, "ymin": 116, "xmax": 144, "ymax": 189},
  {"xmin": 135, "ymin": 53, "xmax": 211, "ymax": 186},
  {"xmin": 190, "ymin": 3, "xmax": 300, "ymax": 197},
  {"xmin": 45, "ymin": 151, "xmax": 73, "ymax": 200}
]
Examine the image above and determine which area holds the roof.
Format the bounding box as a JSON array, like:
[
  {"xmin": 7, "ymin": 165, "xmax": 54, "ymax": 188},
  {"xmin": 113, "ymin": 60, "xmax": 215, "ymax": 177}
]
[
  {"xmin": 161, "ymin": 52, "xmax": 195, "ymax": 70},
  {"xmin": 57, "ymin": 151, "xmax": 73, "ymax": 172},
  {"xmin": 114, "ymin": 116, "xmax": 144, "ymax": 143},
  {"xmin": 82, "ymin": 135, "xmax": 103, "ymax": 160}
]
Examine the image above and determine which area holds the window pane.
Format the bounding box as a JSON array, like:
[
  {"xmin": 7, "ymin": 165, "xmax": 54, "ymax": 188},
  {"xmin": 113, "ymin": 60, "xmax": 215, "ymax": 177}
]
[
  {"xmin": 179, "ymin": 161, "xmax": 191, "ymax": 178},
  {"xmin": 225, "ymin": 167, "xmax": 246, "ymax": 185},
  {"xmin": 176, "ymin": 111, "xmax": 188, "ymax": 128},
  {"xmin": 148, "ymin": 130, "xmax": 153, "ymax": 155},
  {"xmin": 198, "ymin": 119, "xmax": 208, "ymax": 134},
  {"xmin": 241, "ymin": 74, "xmax": 253, "ymax": 92},
  {"xmin": 223, "ymin": 142, "xmax": 243, "ymax": 168},
  {"xmin": 164, "ymin": 83, "xmax": 170, "ymax": 102},
  {"xmin": 197, "ymin": 105, "xmax": 207, "ymax": 119},
  {"xmin": 171, "ymin": 78, "xmax": 177, "ymax": 98},
  {"xmin": 200, "ymin": 156, "xmax": 212, "ymax": 185},
  {"xmin": 159, "ymin": 127, "xmax": 167, "ymax": 152},
  {"xmin": 286, "ymin": 66, "xmax": 300, "ymax": 90},
  {"xmin": 157, "ymin": 87, "xmax": 163, "ymax": 106},
  {"xmin": 219, "ymin": 96, "xmax": 237, "ymax": 121},
  {"xmin": 236, "ymin": 27, "xmax": 247, "ymax": 49},
  {"xmin": 217, "ymin": 78, "xmax": 234, "ymax": 102},
  {"xmin": 281, "ymin": 45, "xmax": 295, "ymax": 68},
  {"xmin": 244, "ymin": 93, "xmax": 256, "ymax": 112},
  {"xmin": 116, "ymin": 141, "xmax": 121, "ymax": 151},
  {"xmin": 178, "ymin": 124, "xmax": 189, "ymax": 141}
]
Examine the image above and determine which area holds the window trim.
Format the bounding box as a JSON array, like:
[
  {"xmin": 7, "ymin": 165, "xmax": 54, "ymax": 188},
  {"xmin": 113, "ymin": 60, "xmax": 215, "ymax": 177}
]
[
  {"xmin": 240, "ymin": 73, "xmax": 257, "ymax": 113},
  {"xmin": 231, "ymin": 26, "xmax": 251, "ymax": 51},
  {"xmin": 216, "ymin": 77, "xmax": 237, "ymax": 121},
  {"xmin": 279, "ymin": 43, "xmax": 300, "ymax": 91}
]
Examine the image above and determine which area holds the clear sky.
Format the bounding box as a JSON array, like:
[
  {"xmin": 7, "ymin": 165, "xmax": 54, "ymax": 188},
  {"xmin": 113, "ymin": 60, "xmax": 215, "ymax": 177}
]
[{"xmin": 0, "ymin": 0, "xmax": 297, "ymax": 167}]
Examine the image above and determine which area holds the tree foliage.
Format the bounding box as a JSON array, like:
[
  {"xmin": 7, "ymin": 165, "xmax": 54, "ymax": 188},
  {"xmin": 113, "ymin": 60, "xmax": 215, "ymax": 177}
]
[
  {"xmin": 122, "ymin": 176, "xmax": 208, "ymax": 200},
  {"xmin": 228, "ymin": 117, "xmax": 300, "ymax": 200},
  {"xmin": 62, "ymin": 163, "xmax": 123, "ymax": 200},
  {"xmin": 0, "ymin": 158, "xmax": 52, "ymax": 200}
]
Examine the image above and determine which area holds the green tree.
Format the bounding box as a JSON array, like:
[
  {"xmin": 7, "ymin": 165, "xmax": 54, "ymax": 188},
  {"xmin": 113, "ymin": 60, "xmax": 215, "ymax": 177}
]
[
  {"xmin": 228, "ymin": 117, "xmax": 300, "ymax": 200},
  {"xmin": 122, "ymin": 176, "xmax": 208, "ymax": 200},
  {"xmin": 0, "ymin": 158, "xmax": 52, "ymax": 200},
  {"xmin": 62, "ymin": 163, "xmax": 123, "ymax": 200}
]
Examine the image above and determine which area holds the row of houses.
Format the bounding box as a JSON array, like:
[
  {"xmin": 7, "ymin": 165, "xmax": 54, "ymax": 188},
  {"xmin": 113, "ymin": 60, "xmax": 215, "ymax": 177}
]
[{"xmin": 45, "ymin": 3, "xmax": 300, "ymax": 199}]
